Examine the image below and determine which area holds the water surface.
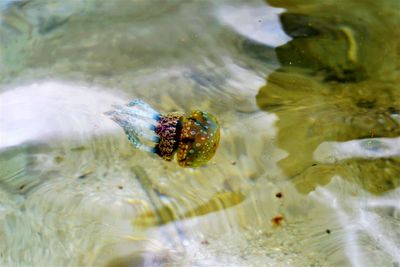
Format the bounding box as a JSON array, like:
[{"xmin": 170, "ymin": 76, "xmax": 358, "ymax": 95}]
[{"xmin": 0, "ymin": 0, "xmax": 399, "ymax": 266}]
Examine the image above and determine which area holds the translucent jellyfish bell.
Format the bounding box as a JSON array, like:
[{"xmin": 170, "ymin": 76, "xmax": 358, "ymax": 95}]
[{"xmin": 106, "ymin": 99, "xmax": 220, "ymax": 167}]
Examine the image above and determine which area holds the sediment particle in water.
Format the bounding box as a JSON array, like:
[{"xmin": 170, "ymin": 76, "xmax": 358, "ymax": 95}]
[
  {"xmin": 326, "ymin": 229, "xmax": 331, "ymax": 234},
  {"xmin": 201, "ymin": 240, "xmax": 209, "ymax": 245},
  {"xmin": 54, "ymin": 156, "xmax": 64, "ymax": 164},
  {"xmin": 272, "ymin": 214, "xmax": 284, "ymax": 227}
]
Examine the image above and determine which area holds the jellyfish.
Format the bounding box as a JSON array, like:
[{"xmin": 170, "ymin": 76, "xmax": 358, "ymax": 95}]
[{"xmin": 106, "ymin": 99, "xmax": 220, "ymax": 167}]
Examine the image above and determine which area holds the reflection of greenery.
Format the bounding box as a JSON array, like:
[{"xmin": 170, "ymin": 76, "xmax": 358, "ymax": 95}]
[
  {"xmin": 266, "ymin": 0, "xmax": 400, "ymax": 80},
  {"xmin": 257, "ymin": 0, "xmax": 400, "ymax": 193},
  {"xmin": 293, "ymin": 159, "xmax": 400, "ymax": 195}
]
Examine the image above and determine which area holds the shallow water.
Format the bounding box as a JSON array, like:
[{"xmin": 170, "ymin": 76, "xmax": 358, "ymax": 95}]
[{"xmin": 0, "ymin": 0, "xmax": 399, "ymax": 266}]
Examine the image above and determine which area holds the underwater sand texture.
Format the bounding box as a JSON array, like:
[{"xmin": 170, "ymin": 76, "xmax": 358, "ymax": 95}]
[{"xmin": 0, "ymin": 79, "xmax": 398, "ymax": 266}]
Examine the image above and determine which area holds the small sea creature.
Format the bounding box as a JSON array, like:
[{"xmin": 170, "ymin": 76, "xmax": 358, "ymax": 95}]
[{"xmin": 106, "ymin": 99, "xmax": 220, "ymax": 167}]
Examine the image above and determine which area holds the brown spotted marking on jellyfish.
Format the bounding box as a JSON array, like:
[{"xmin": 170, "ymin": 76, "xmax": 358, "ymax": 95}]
[{"xmin": 155, "ymin": 110, "xmax": 220, "ymax": 167}]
